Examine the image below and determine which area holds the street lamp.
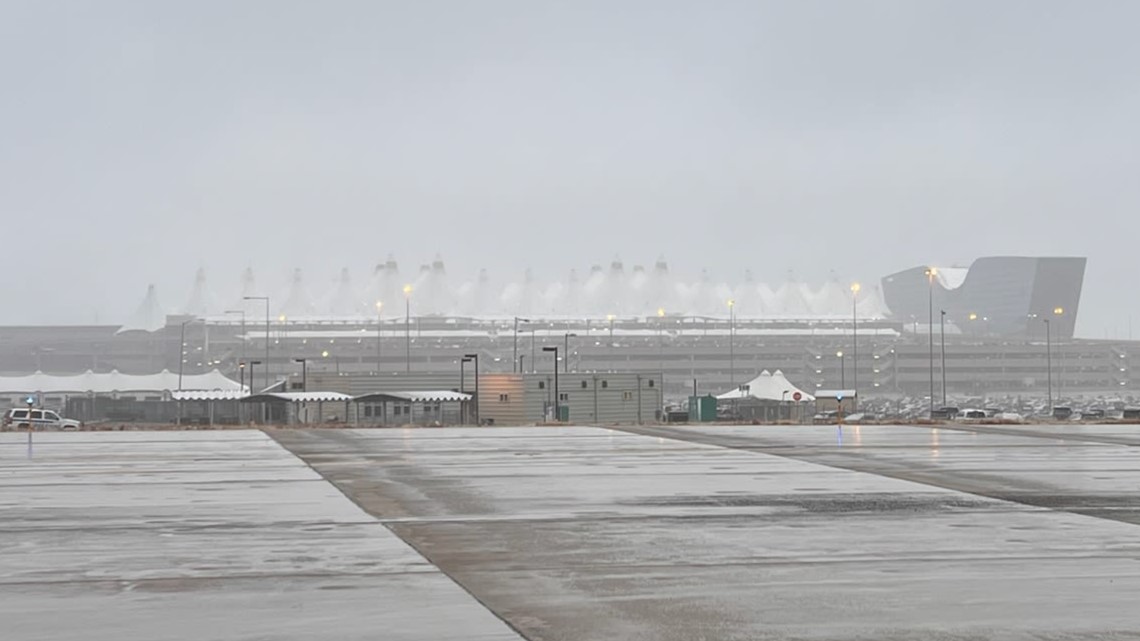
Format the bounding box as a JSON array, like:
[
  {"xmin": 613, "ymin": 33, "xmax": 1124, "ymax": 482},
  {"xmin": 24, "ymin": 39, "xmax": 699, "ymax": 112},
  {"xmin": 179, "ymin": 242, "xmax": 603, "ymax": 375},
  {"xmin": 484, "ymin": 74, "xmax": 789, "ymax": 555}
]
[
  {"xmin": 1053, "ymin": 307, "xmax": 1064, "ymax": 397},
  {"xmin": 177, "ymin": 317, "xmax": 203, "ymax": 426},
  {"xmin": 513, "ymin": 317, "xmax": 531, "ymax": 373},
  {"xmin": 940, "ymin": 309, "xmax": 947, "ymax": 405},
  {"xmin": 836, "ymin": 350, "xmax": 845, "ymax": 389},
  {"xmin": 563, "ymin": 333, "xmax": 577, "ymax": 373},
  {"xmin": 403, "ymin": 284, "xmax": 413, "ymax": 373},
  {"xmin": 177, "ymin": 317, "xmax": 203, "ymax": 393},
  {"xmin": 460, "ymin": 356, "xmax": 472, "ymax": 424},
  {"xmin": 224, "ymin": 309, "xmax": 246, "ymax": 374},
  {"xmin": 542, "ymin": 346, "xmax": 560, "ymax": 421},
  {"xmin": 850, "ymin": 282, "xmax": 860, "ymax": 400},
  {"xmin": 464, "ymin": 353, "xmax": 479, "ymax": 424},
  {"xmin": 923, "ymin": 268, "xmax": 936, "ymax": 418},
  {"xmin": 727, "ymin": 299, "xmax": 736, "ymax": 392},
  {"xmin": 238, "ymin": 361, "xmax": 246, "ymax": 393},
  {"xmin": 249, "ymin": 359, "xmax": 263, "ymax": 422},
  {"xmin": 375, "ymin": 301, "xmax": 383, "ymax": 374},
  {"xmin": 293, "ymin": 358, "xmax": 307, "ymax": 393},
  {"xmin": 243, "ymin": 296, "xmax": 270, "ymax": 394}
]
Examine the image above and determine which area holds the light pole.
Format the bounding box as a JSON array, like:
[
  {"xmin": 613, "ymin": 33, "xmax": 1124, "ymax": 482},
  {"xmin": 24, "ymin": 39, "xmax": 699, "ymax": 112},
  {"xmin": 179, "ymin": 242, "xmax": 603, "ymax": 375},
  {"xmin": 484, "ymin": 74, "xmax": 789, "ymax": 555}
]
[
  {"xmin": 850, "ymin": 283, "xmax": 860, "ymax": 401},
  {"xmin": 224, "ymin": 309, "xmax": 246, "ymax": 377},
  {"xmin": 513, "ymin": 317, "xmax": 531, "ymax": 373},
  {"xmin": 460, "ymin": 357, "xmax": 471, "ymax": 424},
  {"xmin": 403, "ymin": 285, "xmax": 413, "ymax": 373},
  {"xmin": 375, "ymin": 301, "xmax": 383, "ymax": 374},
  {"xmin": 1053, "ymin": 307, "xmax": 1064, "ymax": 398},
  {"xmin": 836, "ymin": 350, "xmax": 845, "ymax": 389},
  {"xmin": 177, "ymin": 317, "xmax": 200, "ymax": 426},
  {"xmin": 293, "ymin": 358, "xmax": 307, "ymax": 392},
  {"xmin": 1028, "ymin": 311, "xmax": 1057, "ymax": 416},
  {"xmin": 238, "ymin": 361, "xmax": 246, "ymax": 393},
  {"xmin": 177, "ymin": 317, "xmax": 201, "ymax": 392},
  {"xmin": 607, "ymin": 314, "xmax": 616, "ymax": 341},
  {"xmin": 727, "ymin": 299, "xmax": 736, "ymax": 392},
  {"xmin": 542, "ymin": 346, "xmax": 559, "ymax": 421},
  {"xmin": 465, "ymin": 353, "xmax": 479, "ymax": 424},
  {"xmin": 563, "ymin": 333, "xmax": 577, "ymax": 373},
  {"xmin": 249, "ymin": 359, "xmax": 263, "ymax": 423},
  {"xmin": 923, "ymin": 268, "xmax": 936, "ymax": 418},
  {"xmin": 940, "ymin": 309, "xmax": 947, "ymax": 405},
  {"xmin": 244, "ymin": 296, "xmax": 270, "ymax": 393}
]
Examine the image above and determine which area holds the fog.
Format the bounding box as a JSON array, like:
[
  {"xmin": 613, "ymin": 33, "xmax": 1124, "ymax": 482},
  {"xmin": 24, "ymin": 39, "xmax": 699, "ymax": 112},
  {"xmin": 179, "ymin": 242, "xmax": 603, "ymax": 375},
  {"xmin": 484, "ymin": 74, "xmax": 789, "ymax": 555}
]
[{"xmin": 2, "ymin": 1, "xmax": 1137, "ymax": 337}]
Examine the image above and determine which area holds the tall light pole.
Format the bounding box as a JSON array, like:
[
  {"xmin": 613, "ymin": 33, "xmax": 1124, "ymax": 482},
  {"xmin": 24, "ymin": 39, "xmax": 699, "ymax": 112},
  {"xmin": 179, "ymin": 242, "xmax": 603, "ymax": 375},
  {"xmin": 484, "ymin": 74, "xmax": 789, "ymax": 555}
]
[
  {"xmin": 465, "ymin": 353, "xmax": 479, "ymax": 424},
  {"xmin": 850, "ymin": 282, "xmax": 860, "ymax": 402},
  {"xmin": 1042, "ymin": 315, "xmax": 1053, "ymax": 415},
  {"xmin": 375, "ymin": 301, "xmax": 383, "ymax": 375},
  {"xmin": 727, "ymin": 299, "xmax": 736, "ymax": 392},
  {"xmin": 923, "ymin": 268, "xmax": 936, "ymax": 418},
  {"xmin": 224, "ymin": 309, "xmax": 246, "ymax": 376},
  {"xmin": 403, "ymin": 285, "xmax": 413, "ymax": 373},
  {"xmin": 563, "ymin": 333, "xmax": 577, "ymax": 373},
  {"xmin": 293, "ymin": 357, "xmax": 307, "ymax": 423},
  {"xmin": 460, "ymin": 356, "xmax": 472, "ymax": 424},
  {"xmin": 177, "ymin": 317, "xmax": 200, "ymax": 426},
  {"xmin": 543, "ymin": 346, "xmax": 559, "ymax": 421},
  {"xmin": 177, "ymin": 317, "xmax": 201, "ymax": 392},
  {"xmin": 244, "ymin": 296, "xmax": 270, "ymax": 393},
  {"xmin": 513, "ymin": 317, "xmax": 531, "ymax": 373},
  {"xmin": 940, "ymin": 309, "xmax": 947, "ymax": 405},
  {"xmin": 293, "ymin": 358, "xmax": 307, "ymax": 392},
  {"xmin": 1053, "ymin": 307, "xmax": 1064, "ymax": 398}
]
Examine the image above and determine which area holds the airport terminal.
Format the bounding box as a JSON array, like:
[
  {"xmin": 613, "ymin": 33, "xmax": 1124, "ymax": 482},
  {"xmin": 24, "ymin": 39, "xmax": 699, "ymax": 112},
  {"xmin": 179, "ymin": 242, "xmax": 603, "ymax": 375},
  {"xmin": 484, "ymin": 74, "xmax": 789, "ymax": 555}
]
[{"xmin": 2, "ymin": 254, "xmax": 1132, "ymax": 422}]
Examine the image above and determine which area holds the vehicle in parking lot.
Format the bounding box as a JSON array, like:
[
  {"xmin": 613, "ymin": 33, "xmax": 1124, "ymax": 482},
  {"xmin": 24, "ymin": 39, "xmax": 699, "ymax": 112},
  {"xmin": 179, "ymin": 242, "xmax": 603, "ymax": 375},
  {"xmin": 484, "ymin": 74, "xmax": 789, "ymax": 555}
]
[{"xmin": 3, "ymin": 408, "xmax": 81, "ymax": 430}]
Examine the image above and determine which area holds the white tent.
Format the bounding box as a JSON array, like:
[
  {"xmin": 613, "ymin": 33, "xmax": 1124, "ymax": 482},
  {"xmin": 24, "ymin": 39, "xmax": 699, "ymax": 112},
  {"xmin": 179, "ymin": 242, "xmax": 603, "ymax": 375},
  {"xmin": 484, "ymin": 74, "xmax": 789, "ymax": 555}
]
[
  {"xmin": 0, "ymin": 369, "xmax": 243, "ymax": 394},
  {"xmin": 717, "ymin": 369, "xmax": 815, "ymax": 402}
]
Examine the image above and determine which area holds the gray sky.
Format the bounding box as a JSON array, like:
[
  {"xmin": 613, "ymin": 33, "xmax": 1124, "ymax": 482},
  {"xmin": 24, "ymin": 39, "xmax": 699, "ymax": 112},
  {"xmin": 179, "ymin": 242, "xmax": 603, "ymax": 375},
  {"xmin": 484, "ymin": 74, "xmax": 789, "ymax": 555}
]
[{"xmin": 2, "ymin": 1, "xmax": 1138, "ymax": 336}]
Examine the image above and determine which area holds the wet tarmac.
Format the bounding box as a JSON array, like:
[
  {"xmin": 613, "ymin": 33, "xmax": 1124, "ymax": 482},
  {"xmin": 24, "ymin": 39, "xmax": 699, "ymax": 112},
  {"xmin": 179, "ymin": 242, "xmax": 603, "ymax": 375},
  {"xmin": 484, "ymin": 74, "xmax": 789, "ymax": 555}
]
[
  {"xmin": 4, "ymin": 425, "xmax": 1140, "ymax": 640},
  {"xmin": 0, "ymin": 431, "xmax": 523, "ymax": 641},
  {"xmin": 273, "ymin": 425, "xmax": 1140, "ymax": 640}
]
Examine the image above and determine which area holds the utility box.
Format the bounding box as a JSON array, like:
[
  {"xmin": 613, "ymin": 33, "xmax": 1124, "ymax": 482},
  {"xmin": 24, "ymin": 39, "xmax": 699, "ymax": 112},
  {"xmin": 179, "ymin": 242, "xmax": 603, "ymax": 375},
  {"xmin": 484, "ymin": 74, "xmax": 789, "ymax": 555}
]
[{"xmin": 688, "ymin": 395, "xmax": 717, "ymax": 422}]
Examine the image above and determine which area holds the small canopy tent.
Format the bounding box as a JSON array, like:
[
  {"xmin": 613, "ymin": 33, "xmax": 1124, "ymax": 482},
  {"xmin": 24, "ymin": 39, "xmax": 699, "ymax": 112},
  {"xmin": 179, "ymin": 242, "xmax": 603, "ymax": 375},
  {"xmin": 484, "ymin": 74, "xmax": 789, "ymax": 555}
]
[
  {"xmin": 718, "ymin": 370, "xmax": 815, "ymax": 403},
  {"xmin": 240, "ymin": 391, "xmax": 354, "ymax": 425},
  {"xmin": 717, "ymin": 370, "xmax": 815, "ymax": 423}
]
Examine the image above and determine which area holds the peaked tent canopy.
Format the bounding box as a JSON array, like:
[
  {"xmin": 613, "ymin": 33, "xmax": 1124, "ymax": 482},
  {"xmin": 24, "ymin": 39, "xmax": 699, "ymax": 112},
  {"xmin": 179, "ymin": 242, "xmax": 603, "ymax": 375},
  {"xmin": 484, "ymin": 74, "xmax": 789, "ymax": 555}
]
[
  {"xmin": 0, "ymin": 369, "xmax": 243, "ymax": 394},
  {"xmin": 717, "ymin": 370, "xmax": 815, "ymax": 402}
]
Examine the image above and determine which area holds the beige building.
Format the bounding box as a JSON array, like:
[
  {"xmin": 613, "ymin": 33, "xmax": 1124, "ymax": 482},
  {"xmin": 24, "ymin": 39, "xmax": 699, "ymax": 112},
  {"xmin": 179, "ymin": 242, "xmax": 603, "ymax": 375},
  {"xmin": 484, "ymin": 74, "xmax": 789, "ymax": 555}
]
[{"xmin": 304, "ymin": 370, "xmax": 663, "ymax": 425}]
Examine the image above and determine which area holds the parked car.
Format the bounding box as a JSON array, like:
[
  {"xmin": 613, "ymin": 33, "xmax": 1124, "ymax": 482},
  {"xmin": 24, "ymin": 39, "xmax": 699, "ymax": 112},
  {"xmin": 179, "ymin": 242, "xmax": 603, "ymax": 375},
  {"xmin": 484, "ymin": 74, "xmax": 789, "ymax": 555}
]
[
  {"xmin": 958, "ymin": 409, "xmax": 987, "ymax": 420},
  {"xmin": 3, "ymin": 408, "xmax": 81, "ymax": 430}
]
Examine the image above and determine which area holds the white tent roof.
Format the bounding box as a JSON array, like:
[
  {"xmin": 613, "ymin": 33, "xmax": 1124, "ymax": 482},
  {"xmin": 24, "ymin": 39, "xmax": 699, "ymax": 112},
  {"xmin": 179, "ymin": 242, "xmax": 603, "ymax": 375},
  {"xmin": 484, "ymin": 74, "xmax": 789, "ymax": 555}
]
[
  {"xmin": 0, "ymin": 369, "xmax": 242, "ymax": 394},
  {"xmin": 118, "ymin": 284, "xmax": 167, "ymax": 334},
  {"xmin": 717, "ymin": 369, "xmax": 815, "ymax": 402},
  {"xmin": 355, "ymin": 390, "xmax": 472, "ymax": 403}
]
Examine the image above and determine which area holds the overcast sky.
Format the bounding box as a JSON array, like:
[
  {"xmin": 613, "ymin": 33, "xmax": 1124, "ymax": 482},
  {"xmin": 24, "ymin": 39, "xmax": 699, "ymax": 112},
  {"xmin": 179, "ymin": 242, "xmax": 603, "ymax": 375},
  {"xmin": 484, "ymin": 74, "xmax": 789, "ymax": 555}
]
[{"xmin": 2, "ymin": 1, "xmax": 1138, "ymax": 336}]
